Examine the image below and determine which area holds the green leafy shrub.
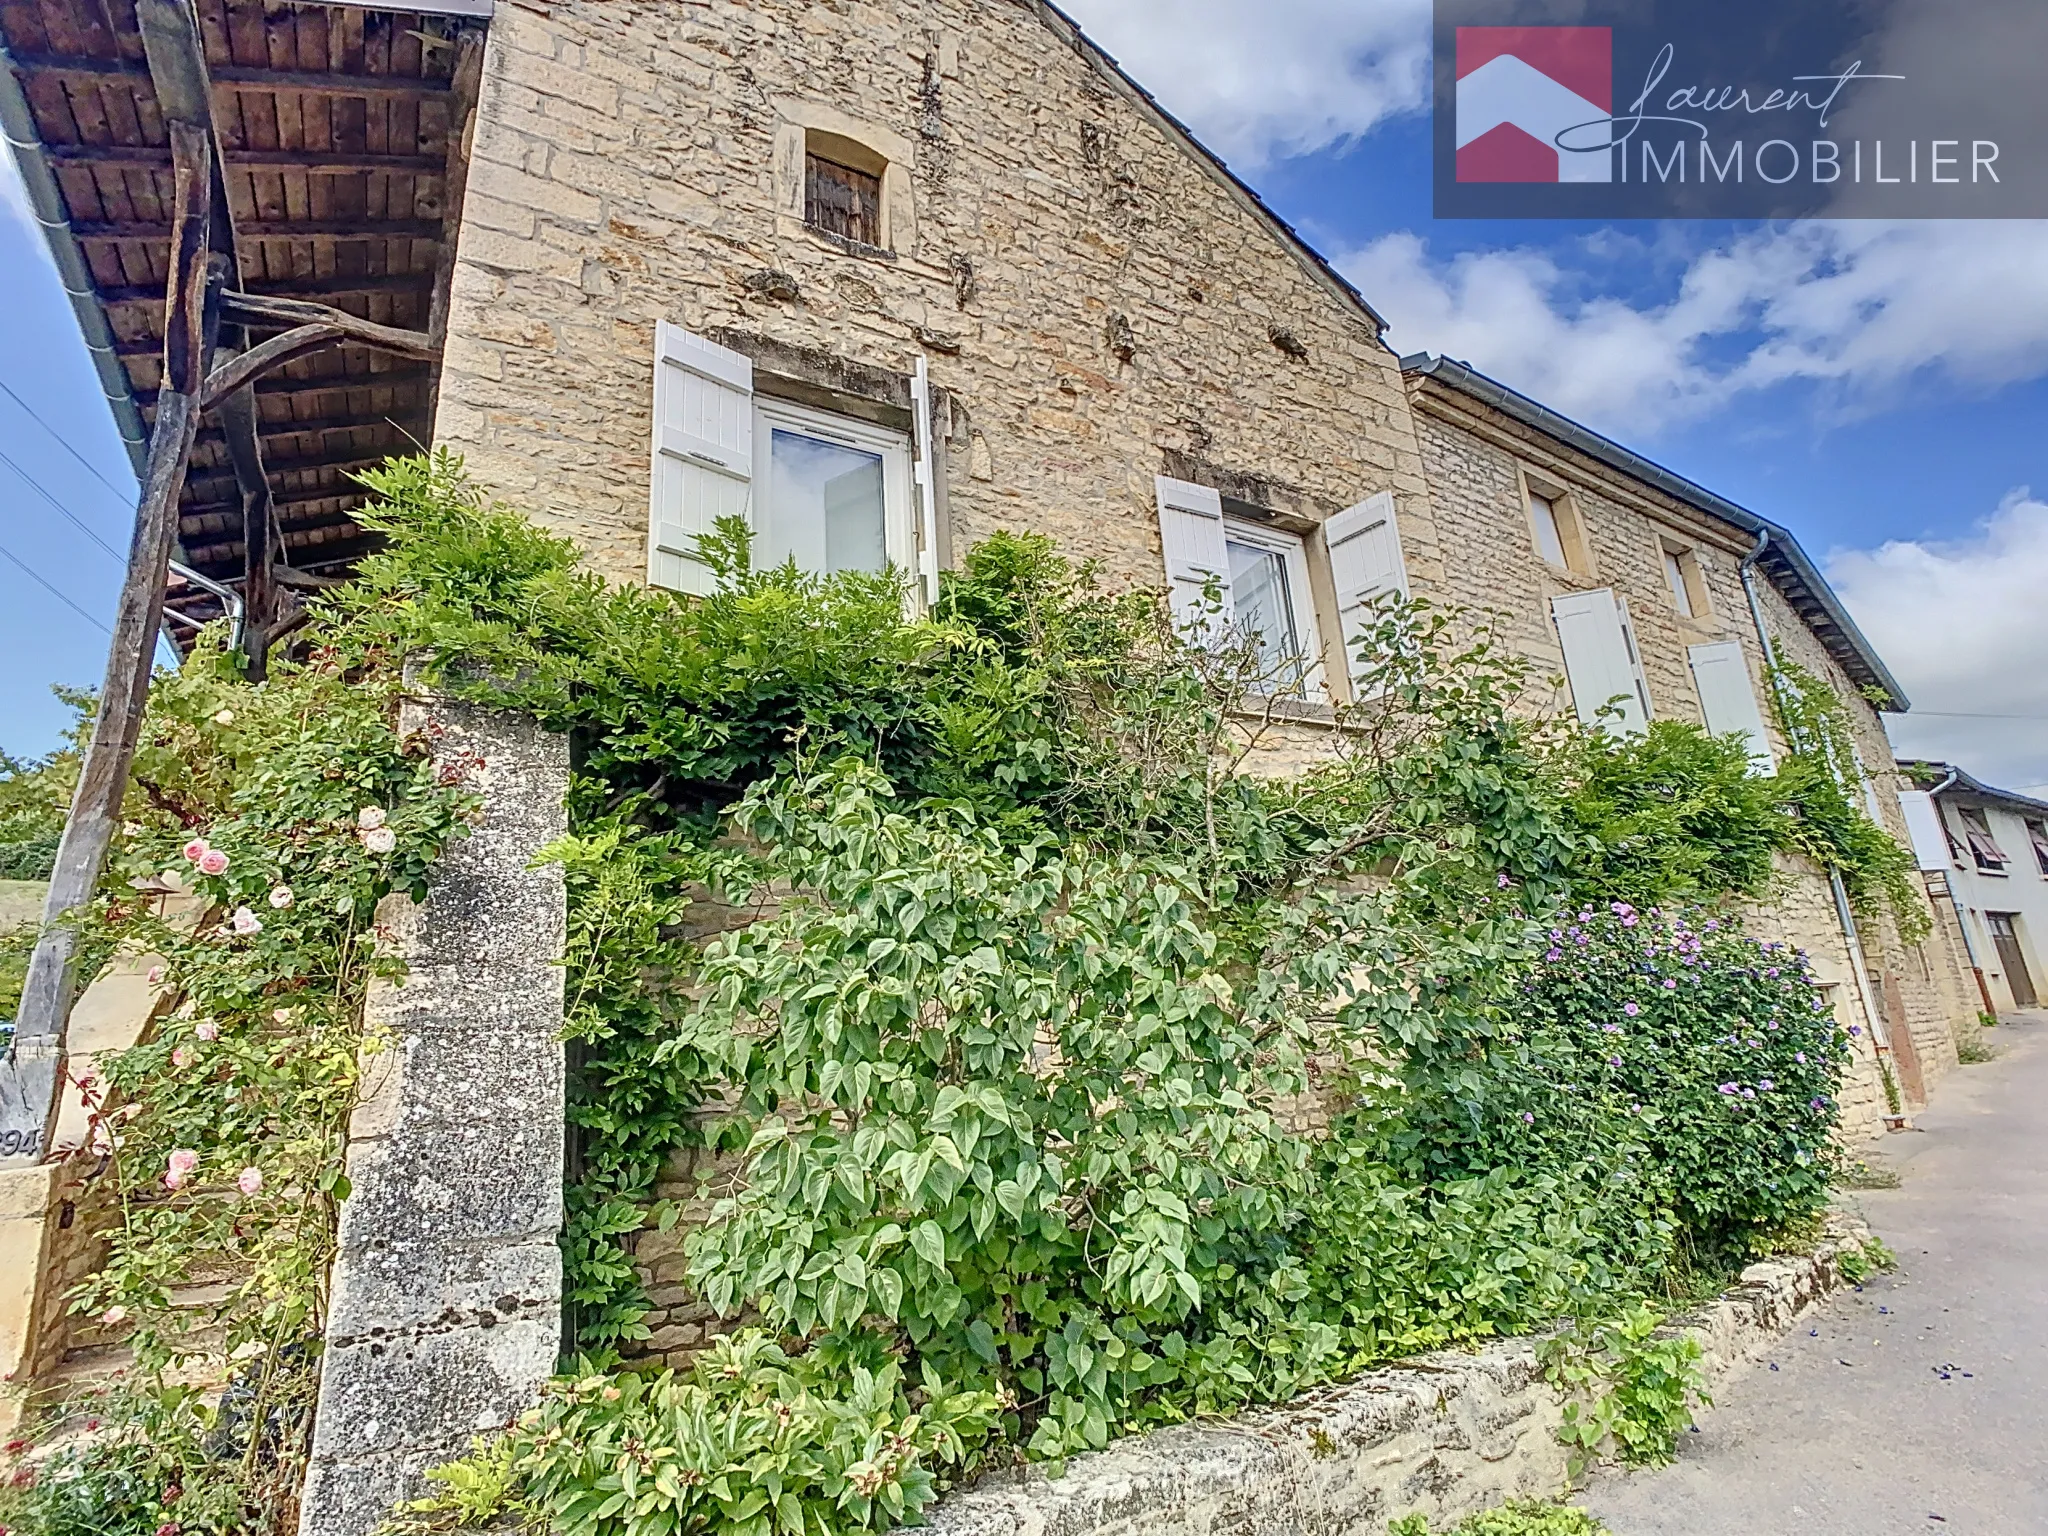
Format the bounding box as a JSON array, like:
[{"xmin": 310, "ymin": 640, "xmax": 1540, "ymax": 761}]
[
  {"xmin": 388, "ymin": 1334, "xmax": 998, "ymax": 1536},
  {"xmin": 1562, "ymin": 722, "xmax": 1786, "ymax": 907},
  {"xmin": 1540, "ymin": 1301, "xmax": 1708, "ymax": 1475},
  {"xmin": 296, "ymin": 459, "xmax": 1853, "ymax": 1535}
]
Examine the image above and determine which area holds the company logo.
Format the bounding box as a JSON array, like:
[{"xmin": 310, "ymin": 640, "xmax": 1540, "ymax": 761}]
[{"xmin": 1455, "ymin": 26, "xmax": 1613, "ymax": 183}]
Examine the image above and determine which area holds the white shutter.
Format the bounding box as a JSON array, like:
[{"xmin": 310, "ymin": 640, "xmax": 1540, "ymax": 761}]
[
  {"xmin": 1896, "ymin": 789, "xmax": 1953, "ymax": 872},
  {"xmin": 910, "ymin": 355, "xmax": 940, "ymax": 611},
  {"xmin": 1688, "ymin": 639, "xmax": 1775, "ymax": 774},
  {"xmin": 648, "ymin": 321, "xmax": 752, "ymax": 595},
  {"xmin": 1552, "ymin": 588, "xmax": 1650, "ymax": 734},
  {"xmin": 1154, "ymin": 476, "xmax": 1232, "ymax": 640},
  {"xmin": 1320, "ymin": 491, "xmax": 1410, "ymax": 694}
]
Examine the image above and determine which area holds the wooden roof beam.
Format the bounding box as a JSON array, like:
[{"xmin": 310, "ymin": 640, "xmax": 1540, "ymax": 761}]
[
  {"xmin": 9, "ymin": 53, "xmax": 452, "ymax": 96},
  {"xmin": 77, "ymin": 218, "xmax": 445, "ymax": 240},
  {"xmin": 43, "ymin": 143, "xmax": 447, "ymax": 174},
  {"xmin": 102, "ymin": 272, "xmax": 436, "ymax": 305}
]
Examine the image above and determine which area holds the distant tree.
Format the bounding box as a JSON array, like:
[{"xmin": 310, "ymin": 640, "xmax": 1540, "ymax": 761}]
[{"xmin": 0, "ymin": 684, "xmax": 92, "ymax": 878}]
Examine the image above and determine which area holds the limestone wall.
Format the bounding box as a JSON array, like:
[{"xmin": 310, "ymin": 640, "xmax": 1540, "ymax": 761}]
[
  {"xmin": 431, "ymin": 0, "xmax": 1439, "ymax": 610},
  {"xmin": 927, "ymin": 1213, "xmax": 1874, "ymax": 1536}
]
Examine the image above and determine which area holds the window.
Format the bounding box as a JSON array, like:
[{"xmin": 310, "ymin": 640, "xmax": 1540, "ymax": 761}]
[
  {"xmin": 753, "ymin": 398, "xmax": 912, "ymax": 576},
  {"xmin": 2026, "ymin": 818, "xmax": 2048, "ymax": 878},
  {"xmin": 1530, "ymin": 491, "xmax": 1569, "ymax": 567},
  {"xmin": 1223, "ymin": 522, "xmax": 1318, "ymax": 690},
  {"xmin": 648, "ymin": 323, "xmax": 924, "ymax": 597},
  {"xmin": 1958, "ymin": 807, "xmax": 2011, "ymax": 873},
  {"xmin": 804, "ymin": 133, "xmax": 886, "ymax": 247},
  {"xmin": 1661, "ymin": 542, "xmax": 1708, "ymax": 619},
  {"xmin": 1153, "ymin": 475, "xmax": 1409, "ymax": 701}
]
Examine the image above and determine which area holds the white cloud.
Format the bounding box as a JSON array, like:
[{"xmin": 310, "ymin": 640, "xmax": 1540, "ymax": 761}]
[
  {"xmin": 1055, "ymin": 0, "xmax": 1431, "ymax": 167},
  {"xmin": 1827, "ymin": 492, "xmax": 2048, "ymax": 792},
  {"xmin": 1344, "ymin": 221, "xmax": 2048, "ymax": 437}
]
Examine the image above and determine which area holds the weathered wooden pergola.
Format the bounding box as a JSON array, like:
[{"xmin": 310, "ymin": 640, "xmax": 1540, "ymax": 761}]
[{"xmin": 0, "ymin": 0, "xmax": 487, "ymax": 1163}]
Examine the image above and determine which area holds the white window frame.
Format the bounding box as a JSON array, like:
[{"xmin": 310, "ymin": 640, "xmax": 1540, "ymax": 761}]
[
  {"xmin": 751, "ymin": 396, "xmax": 917, "ymax": 582},
  {"xmin": 1221, "ymin": 518, "xmax": 1326, "ymax": 698}
]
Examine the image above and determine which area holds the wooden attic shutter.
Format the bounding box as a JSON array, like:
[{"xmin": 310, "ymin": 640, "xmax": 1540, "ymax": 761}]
[
  {"xmin": 1687, "ymin": 640, "xmax": 1775, "ymax": 774},
  {"xmin": 648, "ymin": 322, "xmax": 753, "ymax": 596},
  {"xmin": 1154, "ymin": 475, "xmax": 1232, "ymax": 641},
  {"xmin": 1551, "ymin": 588, "xmax": 1651, "ymax": 734},
  {"xmin": 1320, "ymin": 491, "xmax": 1409, "ymax": 695}
]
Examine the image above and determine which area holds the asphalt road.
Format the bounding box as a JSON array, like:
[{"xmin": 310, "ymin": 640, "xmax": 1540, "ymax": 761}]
[{"xmin": 1581, "ymin": 1010, "xmax": 2048, "ymax": 1536}]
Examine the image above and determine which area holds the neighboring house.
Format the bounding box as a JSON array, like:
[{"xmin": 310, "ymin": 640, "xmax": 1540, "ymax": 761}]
[
  {"xmin": 2, "ymin": 1, "xmax": 1974, "ymax": 1109},
  {"xmin": 1900, "ymin": 764, "xmax": 2048, "ymax": 1013},
  {"xmin": 1401, "ymin": 356, "xmax": 1977, "ymax": 1121}
]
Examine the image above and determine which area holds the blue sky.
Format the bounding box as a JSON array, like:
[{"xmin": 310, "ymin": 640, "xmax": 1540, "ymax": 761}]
[{"xmin": 6, "ymin": 1, "xmax": 2048, "ymax": 791}]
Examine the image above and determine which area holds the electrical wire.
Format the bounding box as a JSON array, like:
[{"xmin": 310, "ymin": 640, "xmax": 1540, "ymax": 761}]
[
  {"xmin": 0, "ymin": 535, "xmax": 111, "ymax": 635},
  {"xmin": 0, "ymin": 444, "xmax": 124, "ymax": 563},
  {"xmin": 0, "ymin": 376, "xmax": 137, "ymax": 507}
]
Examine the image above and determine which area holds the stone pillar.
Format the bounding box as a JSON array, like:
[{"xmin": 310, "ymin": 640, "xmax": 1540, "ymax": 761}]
[{"xmin": 299, "ymin": 701, "xmax": 568, "ymax": 1536}]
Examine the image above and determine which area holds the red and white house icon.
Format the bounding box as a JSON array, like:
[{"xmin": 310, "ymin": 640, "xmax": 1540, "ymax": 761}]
[{"xmin": 1455, "ymin": 27, "xmax": 1613, "ymax": 182}]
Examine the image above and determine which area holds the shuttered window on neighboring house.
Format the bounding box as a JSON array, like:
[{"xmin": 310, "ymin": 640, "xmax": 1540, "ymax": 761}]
[
  {"xmin": 648, "ymin": 321, "xmax": 754, "ymax": 596},
  {"xmin": 1687, "ymin": 639, "xmax": 1775, "ymax": 774},
  {"xmin": 1551, "ymin": 588, "xmax": 1652, "ymax": 734},
  {"xmin": 1958, "ymin": 807, "xmax": 2011, "ymax": 872},
  {"xmin": 1320, "ymin": 490, "xmax": 1410, "ymax": 698}
]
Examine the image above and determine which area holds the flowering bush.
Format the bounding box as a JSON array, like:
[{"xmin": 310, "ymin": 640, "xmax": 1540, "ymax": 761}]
[
  {"xmin": 0, "ymin": 634, "xmax": 474, "ymax": 1536},
  {"xmin": 1410, "ymin": 904, "xmax": 1848, "ymax": 1268}
]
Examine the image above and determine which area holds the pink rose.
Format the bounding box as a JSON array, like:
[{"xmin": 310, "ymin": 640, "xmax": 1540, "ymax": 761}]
[
  {"xmin": 146, "ymin": 965, "xmax": 164, "ymax": 986},
  {"xmin": 195, "ymin": 1020, "xmax": 220, "ymax": 1042},
  {"xmin": 198, "ymin": 849, "xmax": 229, "ymax": 876},
  {"xmin": 230, "ymin": 907, "xmax": 262, "ymax": 936},
  {"xmin": 357, "ymin": 806, "xmax": 387, "ymax": 831},
  {"xmin": 164, "ymin": 1148, "xmax": 199, "ymax": 1190},
  {"xmin": 267, "ymin": 885, "xmax": 294, "ymax": 909},
  {"xmin": 181, "ymin": 838, "xmax": 209, "ymax": 863},
  {"xmin": 360, "ymin": 826, "xmax": 397, "ymax": 855},
  {"xmin": 170, "ymin": 1045, "xmax": 194, "ymax": 1070},
  {"xmin": 236, "ymin": 1166, "xmax": 263, "ymax": 1196}
]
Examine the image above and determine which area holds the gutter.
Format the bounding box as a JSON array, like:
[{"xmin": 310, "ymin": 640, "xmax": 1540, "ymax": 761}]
[
  {"xmin": 0, "ymin": 44, "xmax": 150, "ymax": 479},
  {"xmin": 1403, "ymin": 353, "xmax": 1910, "ymax": 711}
]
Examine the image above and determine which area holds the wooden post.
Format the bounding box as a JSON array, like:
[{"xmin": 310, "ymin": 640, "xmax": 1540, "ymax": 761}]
[
  {"xmin": 0, "ymin": 121, "xmax": 215, "ymax": 1166},
  {"xmin": 219, "ymin": 378, "xmax": 278, "ymax": 679}
]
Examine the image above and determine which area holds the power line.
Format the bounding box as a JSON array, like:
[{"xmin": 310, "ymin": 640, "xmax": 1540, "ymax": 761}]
[
  {"xmin": 1906, "ymin": 710, "xmax": 2048, "ymax": 722},
  {"xmin": 0, "ymin": 536, "xmax": 111, "ymax": 636},
  {"xmin": 0, "ymin": 377, "xmax": 136, "ymax": 508},
  {"xmin": 0, "ymin": 444, "xmax": 124, "ymax": 563}
]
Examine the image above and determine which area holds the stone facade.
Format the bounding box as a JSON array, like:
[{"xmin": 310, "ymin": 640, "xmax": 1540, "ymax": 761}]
[{"xmin": 431, "ymin": 0, "xmax": 1441, "ymax": 627}]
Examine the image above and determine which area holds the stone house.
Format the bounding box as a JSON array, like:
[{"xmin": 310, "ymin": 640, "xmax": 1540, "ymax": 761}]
[
  {"xmin": 0, "ymin": 0, "xmax": 1983, "ymax": 1524},
  {"xmin": 424, "ymin": 0, "xmax": 1972, "ymax": 1125}
]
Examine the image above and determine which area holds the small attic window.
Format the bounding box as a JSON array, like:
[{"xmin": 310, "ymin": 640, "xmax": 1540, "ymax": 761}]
[{"xmin": 805, "ymin": 131, "xmax": 886, "ymax": 248}]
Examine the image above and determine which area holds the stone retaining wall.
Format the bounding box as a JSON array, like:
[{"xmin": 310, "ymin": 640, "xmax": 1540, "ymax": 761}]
[
  {"xmin": 926, "ymin": 1214, "xmax": 1873, "ymax": 1536},
  {"xmin": 298, "ymin": 700, "xmax": 570, "ymax": 1536}
]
